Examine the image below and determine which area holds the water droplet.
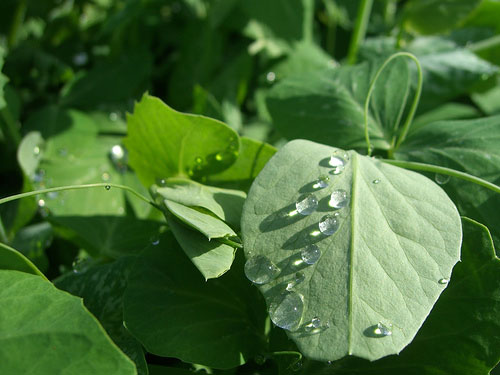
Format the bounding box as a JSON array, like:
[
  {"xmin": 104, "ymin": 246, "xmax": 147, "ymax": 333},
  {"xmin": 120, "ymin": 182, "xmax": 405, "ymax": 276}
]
[
  {"xmin": 301, "ymin": 244, "xmax": 321, "ymax": 265},
  {"xmin": 157, "ymin": 178, "xmax": 167, "ymax": 186},
  {"xmin": 33, "ymin": 169, "xmax": 45, "ymax": 183},
  {"xmin": 151, "ymin": 236, "xmax": 160, "ymax": 246},
  {"xmin": 38, "ymin": 199, "xmax": 46, "ymax": 208},
  {"xmin": 319, "ymin": 214, "xmax": 339, "ymax": 236},
  {"xmin": 244, "ymin": 255, "xmax": 280, "ymax": 284},
  {"xmin": 330, "ymin": 165, "xmax": 344, "ymax": 175},
  {"xmin": 312, "ymin": 175, "xmax": 329, "ymax": 189},
  {"xmin": 109, "ymin": 112, "xmax": 118, "ymax": 122},
  {"xmin": 47, "ymin": 191, "xmax": 59, "ymax": 200},
  {"xmin": 435, "ymin": 174, "xmax": 450, "ymax": 185},
  {"xmin": 305, "ymin": 316, "xmax": 321, "ymax": 332},
  {"xmin": 101, "ymin": 172, "xmax": 110, "ymax": 181},
  {"xmin": 329, "ymin": 150, "xmax": 349, "ymax": 169},
  {"xmin": 373, "ymin": 322, "xmax": 392, "ymax": 337},
  {"xmin": 286, "ymin": 272, "xmax": 305, "ymax": 291},
  {"xmin": 290, "ymin": 360, "xmax": 303, "ymax": 371},
  {"xmin": 268, "ymin": 291, "xmax": 304, "ymax": 331},
  {"xmin": 438, "ymin": 278, "xmax": 449, "ymax": 285},
  {"xmin": 105, "ymin": 185, "xmax": 111, "ymax": 190},
  {"xmin": 109, "ymin": 144, "xmax": 128, "ymax": 172},
  {"xmin": 295, "ymin": 193, "xmax": 318, "ymax": 216},
  {"xmin": 33, "ymin": 146, "xmax": 41, "ymax": 156},
  {"xmin": 329, "ymin": 189, "xmax": 349, "ymax": 209},
  {"xmin": 372, "ymin": 179, "xmax": 380, "ymax": 184},
  {"xmin": 72, "ymin": 257, "xmax": 90, "ymax": 274},
  {"xmin": 72, "ymin": 52, "xmax": 88, "ymax": 66},
  {"xmin": 194, "ymin": 156, "xmax": 203, "ymax": 164},
  {"xmin": 266, "ymin": 71, "xmax": 276, "ymax": 82},
  {"xmin": 215, "ymin": 152, "xmax": 224, "ymax": 161}
]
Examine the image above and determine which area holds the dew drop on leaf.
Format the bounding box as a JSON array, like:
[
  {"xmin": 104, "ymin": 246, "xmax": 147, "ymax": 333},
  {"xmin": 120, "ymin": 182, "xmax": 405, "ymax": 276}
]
[
  {"xmin": 373, "ymin": 322, "xmax": 392, "ymax": 337},
  {"xmin": 330, "ymin": 165, "xmax": 345, "ymax": 175},
  {"xmin": 318, "ymin": 214, "xmax": 339, "ymax": 236},
  {"xmin": 434, "ymin": 173, "xmax": 450, "ymax": 185},
  {"xmin": 150, "ymin": 236, "xmax": 160, "ymax": 246},
  {"xmin": 101, "ymin": 172, "xmax": 110, "ymax": 182},
  {"xmin": 244, "ymin": 255, "xmax": 280, "ymax": 284},
  {"xmin": 268, "ymin": 291, "xmax": 304, "ymax": 331},
  {"xmin": 266, "ymin": 71, "xmax": 276, "ymax": 82},
  {"xmin": 287, "ymin": 272, "xmax": 306, "ymax": 291},
  {"xmin": 372, "ymin": 179, "xmax": 381, "ymax": 184},
  {"xmin": 329, "ymin": 150, "xmax": 349, "ymax": 168},
  {"xmin": 329, "ymin": 189, "xmax": 349, "ymax": 209},
  {"xmin": 215, "ymin": 152, "xmax": 224, "ymax": 161},
  {"xmin": 290, "ymin": 359, "xmax": 303, "ymax": 371},
  {"xmin": 33, "ymin": 146, "xmax": 41, "ymax": 156},
  {"xmin": 301, "ymin": 244, "xmax": 321, "ymax": 265},
  {"xmin": 438, "ymin": 278, "xmax": 449, "ymax": 285},
  {"xmin": 296, "ymin": 193, "xmax": 318, "ymax": 216},
  {"xmin": 109, "ymin": 144, "xmax": 128, "ymax": 172},
  {"xmin": 105, "ymin": 185, "xmax": 111, "ymax": 191},
  {"xmin": 312, "ymin": 175, "xmax": 329, "ymax": 189},
  {"xmin": 305, "ymin": 316, "xmax": 321, "ymax": 332}
]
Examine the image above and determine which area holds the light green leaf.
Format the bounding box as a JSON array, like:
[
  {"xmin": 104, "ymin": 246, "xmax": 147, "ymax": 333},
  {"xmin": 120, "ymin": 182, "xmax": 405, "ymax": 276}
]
[
  {"xmin": 55, "ymin": 258, "xmax": 148, "ymax": 375},
  {"xmin": 167, "ymin": 216, "xmax": 236, "ymax": 280},
  {"xmin": 396, "ymin": 115, "xmax": 500, "ymax": 249},
  {"xmin": 17, "ymin": 131, "xmax": 44, "ymax": 179},
  {"xmin": 153, "ymin": 178, "xmax": 245, "ymax": 229},
  {"xmin": 0, "ymin": 243, "xmax": 45, "ymax": 278},
  {"xmin": 266, "ymin": 58, "xmax": 411, "ymax": 150},
  {"xmin": 206, "ymin": 136, "xmax": 276, "ymax": 192},
  {"xmin": 0, "ymin": 270, "xmax": 137, "ymax": 374},
  {"xmin": 403, "ymin": 0, "xmax": 482, "ymax": 35},
  {"xmin": 307, "ymin": 217, "xmax": 500, "ymax": 374},
  {"xmin": 124, "ymin": 94, "xmax": 239, "ymax": 186},
  {"xmin": 123, "ymin": 233, "xmax": 266, "ymax": 369},
  {"xmin": 471, "ymin": 82, "xmax": 500, "ymax": 115},
  {"xmin": 241, "ymin": 140, "xmax": 462, "ymax": 362},
  {"xmin": 49, "ymin": 216, "xmax": 164, "ymax": 258}
]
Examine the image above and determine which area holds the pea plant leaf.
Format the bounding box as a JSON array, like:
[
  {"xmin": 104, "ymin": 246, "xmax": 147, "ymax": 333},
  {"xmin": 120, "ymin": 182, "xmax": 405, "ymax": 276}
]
[
  {"xmin": 124, "ymin": 94, "xmax": 239, "ymax": 186},
  {"xmin": 123, "ymin": 232, "xmax": 267, "ymax": 369},
  {"xmin": 0, "ymin": 270, "xmax": 137, "ymax": 374},
  {"xmin": 241, "ymin": 140, "xmax": 462, "ymax": 362},
  {"xmin": 266, "ymin": 58, "xmax": 411, "ymax": 150},
  {"xmin": 306, "ymin": 217, "xmax": 500, "ymax": 374},
  {"xmin": 0, "ymin": 242, "xmax": 45, "ymax": 278}
]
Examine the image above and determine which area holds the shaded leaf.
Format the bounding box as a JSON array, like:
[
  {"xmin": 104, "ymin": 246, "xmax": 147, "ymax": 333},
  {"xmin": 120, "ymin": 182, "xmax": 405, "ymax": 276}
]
[
  {"xmin": 0, "ymin": 243, "xmax": 45, "ymax": 278},
  {"xmin": 11, "ymin": 222, "xmax": 52, "ymax": 272}
]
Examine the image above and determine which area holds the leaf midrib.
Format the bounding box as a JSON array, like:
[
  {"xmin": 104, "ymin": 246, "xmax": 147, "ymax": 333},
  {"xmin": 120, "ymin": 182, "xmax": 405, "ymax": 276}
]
[{"xmin": 348, "ymin": 152, "xmax": 359, "ymax": 354}]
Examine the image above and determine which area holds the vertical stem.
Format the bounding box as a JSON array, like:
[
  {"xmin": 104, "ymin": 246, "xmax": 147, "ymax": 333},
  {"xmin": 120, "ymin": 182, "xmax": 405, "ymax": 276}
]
[
  {"xmin": 347, "ymin": 0, "xmax": 374, "ymax": 65},
  {"xmin": 302, "ymin": 0, "xmax": 314, "ymax": 43},
  {"xmin": 7, "ymin": 0, "xmax": 27, "ymax": 49},
  {"xmin": 0, "ymin": 216, "xmax": 8, "ymax": 244}
]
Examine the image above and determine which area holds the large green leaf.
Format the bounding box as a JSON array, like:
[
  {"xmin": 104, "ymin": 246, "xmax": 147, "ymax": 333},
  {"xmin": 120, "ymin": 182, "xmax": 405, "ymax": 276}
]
[
  {"xmin": 123, "ymin": 232, "xmax": 266, "ymax": 369},
  {"xmin": 49, "ymin": 216, "xmax": 164, "ymax": 258},
  {"xmin": 124, "ymin": 94, "xmax": 239, "ymax": 186},
  {"xmin": 241, "ymin": 140, "xmax": 462, "ymax": 362},
  {"xmin": 396, "ymin": 115, "xmax": 500, "ymax": 249},
  {"xmin": 402, "ymin": 0, "xmax": 482, "ymax": 34},
  {"xmin": 0, "ymin": 270, "xmax": 136, "ymax": 374},
  {"xmin": 266, "ymin": 58, "xmax": 411, "ymax": 150},
  {"xmin": 152, "ymin": 178, "xmax": 245, "ymax": 229},
  {"xmin": 305, "ymin": 217, "xmax": 500, "ymax": 374},
  {"xmin": 0, "ymin": 243, "xmax": 45, "ymax": 278},
  {"xmin": 55, "ymin": 258, "xmax": 148, "ymax": 375}
]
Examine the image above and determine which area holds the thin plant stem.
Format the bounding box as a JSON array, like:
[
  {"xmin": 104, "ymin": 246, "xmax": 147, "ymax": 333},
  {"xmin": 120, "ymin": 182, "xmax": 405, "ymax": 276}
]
[
  {"xmin": 364, "ymin": 52, "xmax": 423, "ymax": 156},
  {"xmin": 0, "ymin": 183, "xmax": 159, "ymax": 209},
  {"xmin": 7, "ymin": 0, "xmax": 27, "ymax": 49},
  {"xmin": 347, "ymin": 0, "xmax": 374, "ymax": 65},
  {"xmin": 0, "ymin": 216, "xmax": 8, "ymax": 244},
  {"xmin": 467, "ymin": 34, "xmax": 500, "ymax": 54},
  {"xmin": 381, "ymin": 159, "xmax": 500, "ymax": 195},
  {"xmin": 217, "ymin": 237, "xmax": 243, "ymax": 249}
]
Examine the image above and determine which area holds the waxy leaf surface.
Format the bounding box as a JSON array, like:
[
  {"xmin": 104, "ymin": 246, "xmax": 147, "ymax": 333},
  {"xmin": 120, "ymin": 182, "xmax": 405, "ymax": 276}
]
[{"xmin": 241, "ymin": 140, "xmax": 462, "ymax": 361}]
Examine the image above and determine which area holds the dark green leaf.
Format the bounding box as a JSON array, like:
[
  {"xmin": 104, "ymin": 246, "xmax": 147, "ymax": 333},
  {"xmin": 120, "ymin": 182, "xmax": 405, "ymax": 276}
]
[
  {"xmin": 241, "ymin": 140, "xmax": 462, "ymax": 361},
  {"xmin": 123, "ymin": 233, "xmax": 266, "ymax": 369},
  {"xmin": 0, "ymin": 270, "xmax": 137, "ymax": 374},
  {"xmin": 0, "ymin": 243, "xmax": 45, "ymax": 278},
  {"xmin": 11, "ymin": 222, "xmax": 52, "ymax": 272}
]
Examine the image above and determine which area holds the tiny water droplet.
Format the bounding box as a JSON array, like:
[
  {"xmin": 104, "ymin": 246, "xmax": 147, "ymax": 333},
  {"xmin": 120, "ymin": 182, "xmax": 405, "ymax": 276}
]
[
  {"xmin": 291, "ymin": 360, "xmax": 302, "ymax": 371},
  {"xmin": 151, "ymin": 236, "xmax": 160, "ymax": 246},
  {"xmin": 33, "ymin": 146, "xmax": 41, "ymax": 156},
  {"xmin": 109, "ymin": 144, "xmax": 128, "ymax": 172},
  {"xmin": 329, "ymin": 189, "xmax": 349, "ymax": 209},
  {"xmin": 157, "ymin": 178, "xmax": 167, "ymax": 186},
  {"xmin": 266, "ymin": 71, "xmax": 276, "ymax": 82},
  {"xmin": 105, "ymin": 185, "xmax": 111, "ymax": 190},
  {"xmin": 438, "ymin": 278, "xmax": 449, "ymax": 285},
  {"xmin": 109, "ymin": 112, "xmax": 118, "ymax": 122},
  {"xmin": 73, "ymin": 52, "xmax": 88, "ymax": 66},
  {"xmin": 301, "ymin": 244, "xmax": 321, "ymax": 265},
  {"xmin": 33, "ymin": 169, "xmax": 45, "ymax": 183},
  {"xmin": 312, "ymin": 175, "xmax": 329, "ymax": 189},
  {"xmin": 373, "ymin": 322, "xmax": 392, "ymax": 337},
  {"xmin": 37, "ymin": 199, "xmax": 46, "ymax": 208},
  {"xmin": 296, "ymin": 193, "xmax": 318, "ymax": 216},
  {"xmin": 215, "ymin": 152, "xmax": 224, "ymax": 161},
  {"xmin": 286, "ymin": 272, "xmax": 306, "ymax": 291},
  {"xmin": 435, "ymin": 174, "xmax": 450, "ymax": 185},
  {"xmin": 269, "ymin": 291, "xmax": 304, "ymax": 331},
  {"xmin": 330, "ymin": 165, "xmax": 345, "ymax": 175},
  {"xmin": 72, "ymin": 257, "xmax": 90, "ymax": 274},
  {"xmin": 244, "ymin": 255, "xmax": 280, "ymax": 284},
  {"xmin": 319, "ymin": 214, "xmax": 339, "ymax": 236},
  {"xmin": 194, "ymin": 156, "xmax": 203, "ymax": 164},
  {"xmin": 305, "ymin": 317, "xmax": 321, "ymax": 332},
  {"xmin": 101, "ymin": 172, "xmax": 110, "ymax": 182},
  {"xmin": 372, "ymin": 179, "xmax": 380, "ymax": 184}
]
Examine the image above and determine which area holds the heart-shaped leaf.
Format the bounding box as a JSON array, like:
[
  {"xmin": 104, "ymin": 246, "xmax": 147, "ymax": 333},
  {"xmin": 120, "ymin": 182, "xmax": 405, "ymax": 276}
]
[{"xmin": 241, "ymin": 139, "xmax": 462, "ymax": 362}]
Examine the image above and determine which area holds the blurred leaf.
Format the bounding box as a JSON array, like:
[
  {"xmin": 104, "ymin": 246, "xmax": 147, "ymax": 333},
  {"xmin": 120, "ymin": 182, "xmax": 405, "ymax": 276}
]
[
  {"xmin": 11, "ymin": 222, "xmax": 52, "ymax": 272},
  {"xmin": 403, "ymin": 0, "xmax": 482, "ymax": 35},
  {"xmin": 411, "ymin": 103, "xmax": 481, "ymax": 133},
  {"xmin": 123, "ymin": 234, "xmax": 266, "ymax": 368},
  {"xmin": 0, "ymin": 270, "xmax": 137, "ymax": 374},
  {"xmin": 124, "ymin": 94, "xmax": 239, "ymax": 186},
  {"xmin": 471, "ymin": 81, "xmax": 500, "ymax": 115},
  {"xmin": 55, "ymin": 258, "xmax": 148, "ymax": 375},
  {"xmin": 0, "ymin": 46, "xmax": 7, "ymax": 108}
]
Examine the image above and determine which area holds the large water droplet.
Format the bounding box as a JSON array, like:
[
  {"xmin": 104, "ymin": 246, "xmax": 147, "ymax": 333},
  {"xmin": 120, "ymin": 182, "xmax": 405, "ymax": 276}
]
[
  {"xmin": 438, "ymin": 278, "xmax": 449, "ymax": 285},
  {"xmin": 329, "ymin": 150, "xmax": 349, "ymax": 169},
  {"xmin": 296, "ymin": 193, "xmax": 318, "ymax": 216},
  {"xmin": 313, "ymin": 175, "xmax": 329, "ymax": 189},
  {"xmin": 286, "ymin": 272, "xmax": 305, "ymax": 291},
  {"xmin": 373, "ymin": 322, "xmax": 392, "ymax": 337},
  {"xmin": 301, "ymin": 244, "xmax": 321, "ymax": 265},
  {"xmin": 435, "ymin": 174, "xmax": 450, "ymax": 185},
  {"xmin": 319, "ymin": 214, "xmax": 339, "ymax": 236},
  {"xmin": 245, "ymin": 255, "xmax": 280, "ymax": 284},
  {"xmin": 329, "ymin": 189, "xmax": 349, "ymax": 209},
  {"xmin": 269, "ymin": 291, "xmax": 304, "ymax": 331}
]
